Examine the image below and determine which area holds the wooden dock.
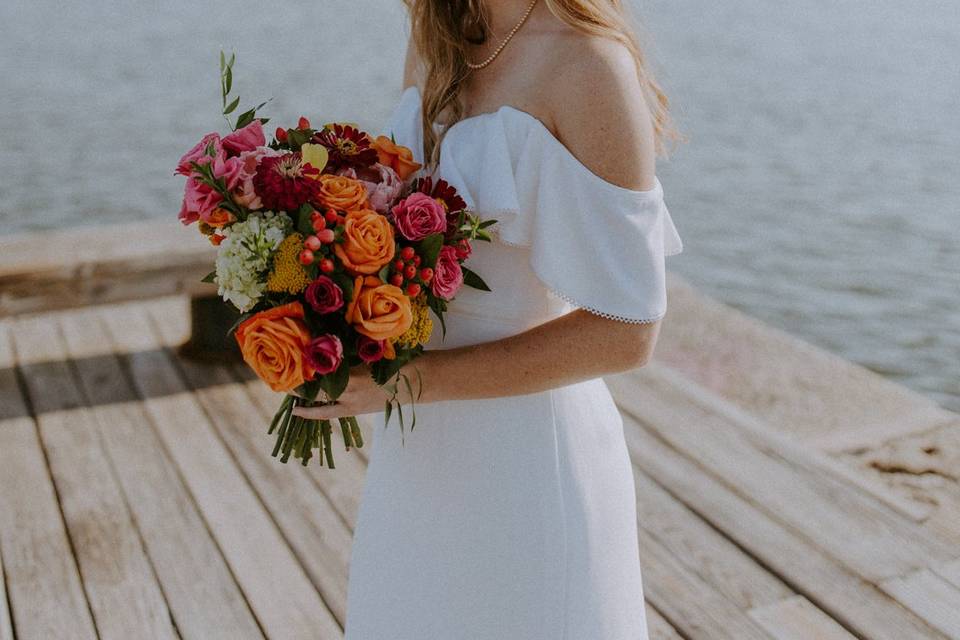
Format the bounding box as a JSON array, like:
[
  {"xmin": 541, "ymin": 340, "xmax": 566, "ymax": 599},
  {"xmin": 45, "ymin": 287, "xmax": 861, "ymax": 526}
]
[{"xmin": 1, "ymin": 293, "xmax": 959, "ymax": 640}]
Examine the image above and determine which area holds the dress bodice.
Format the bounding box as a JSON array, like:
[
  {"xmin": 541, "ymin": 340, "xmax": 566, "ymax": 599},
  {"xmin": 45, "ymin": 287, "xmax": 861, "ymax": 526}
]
[{"xmin": 381, "ymin": 85, "xmax": 684, "ymax": 349}]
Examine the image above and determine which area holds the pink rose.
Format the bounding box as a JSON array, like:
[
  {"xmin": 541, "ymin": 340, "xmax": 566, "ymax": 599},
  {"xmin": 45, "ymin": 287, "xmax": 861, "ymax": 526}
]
[
  {"xmin": 231, "ymin": 147, "xmax": 278, "ymax": 210},
  {"xmin": 356, "ymin": 335, "xmax": 386, "ymax": 363},
  {"xmin": 338, "ymin": 164, "xmax": 404, "ymax": 215},
  {"xmin": 176, "ymin": 132, "xmax": 221, "ymax": 176},
  {"xmin": 179, "ymin": 177, "xmax": 223, "ymax": 225},
  {"xmin": 222, "ymin": 120, "xmax": 266, "ymax": 155},
  {"xmin": 303, "ymin": 334, "xmax": 343, "ymax": 376},
  {"xmin": 305, "ymin": 276, "xmax": 344, "ymax": 314},
  {"xmin": 390, "ymin": 192, "xmax": 446, "ymax": 241},
  {"xmin": 430, "ymin": 244, "xmax": 464, "ymax": 300}
]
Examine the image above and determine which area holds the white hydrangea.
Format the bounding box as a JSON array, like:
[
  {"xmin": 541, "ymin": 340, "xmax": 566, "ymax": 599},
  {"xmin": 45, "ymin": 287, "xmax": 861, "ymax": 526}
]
[{"xmin": 214, "ymin": 211, "xmax": 292, "ymax": 312}]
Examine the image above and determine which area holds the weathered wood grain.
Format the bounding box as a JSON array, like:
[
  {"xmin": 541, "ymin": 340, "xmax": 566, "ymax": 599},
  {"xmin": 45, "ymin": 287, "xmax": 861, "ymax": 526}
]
[
  {"xmin": 0, "ymin": 535, "xmax": 14, "ymax": 640},
  {"xmin": 162, "ymin": 340, "xmax": 355, "ymax": 629},
  {"xmin": 59, "ymin": 306, "xmax": 263, "ymax": 640},
  {"xmin": 11, "ymin": 313, "xmax": 175, "ymax": 640},
  {"xmin": 618, "ymin": 409, "xmax": 946, "ymax": 640},
  {"xmin": 633, "ymin": 466, "xmax": 792, "ymax": 610},
  {"xmin": 0, "ymin": 221, "xmax": 215, "ymax": 317},
  {"xmin": 748, "ymin": 596, "xmax": 857, "ymax": 640},
  {"xmin": 637, "ymin": 528, "xmax": 774, "ymax": 640},
  {"xmin": 644, "ymin": 604, "xmax": 683, "ymax": 640},
  {"xmin": 98, "ymin": 302, "xmax": 337, "ymax": 639},
  {"xmin": 607, "ymin": 365, "xmax": 953, "ymax": 581},
  {"xmin": 883, "ymin": 569, "xmax": 960, "ymax": 638}
]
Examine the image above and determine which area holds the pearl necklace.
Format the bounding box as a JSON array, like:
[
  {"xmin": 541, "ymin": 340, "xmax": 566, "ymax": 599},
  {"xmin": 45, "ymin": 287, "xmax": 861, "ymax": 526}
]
[{"xmin": 465, "ymin": 0, "xmax": 539, "ymax": 70}]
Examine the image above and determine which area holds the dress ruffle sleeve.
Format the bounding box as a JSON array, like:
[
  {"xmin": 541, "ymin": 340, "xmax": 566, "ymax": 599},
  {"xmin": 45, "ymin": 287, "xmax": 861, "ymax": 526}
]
[{"xmin": 384, "ymin": 85, "xmax": 684, "ymax": 324}]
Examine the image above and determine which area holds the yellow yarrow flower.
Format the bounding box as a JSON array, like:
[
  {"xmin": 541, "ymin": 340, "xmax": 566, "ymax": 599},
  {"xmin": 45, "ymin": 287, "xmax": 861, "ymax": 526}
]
[
  {"xmin": 391, "ymin": 294, "xmax": 433, "ymax": 349},
  {"xmin": 266, "ymin": 233, "xmax": 312, "ymax": 295}
]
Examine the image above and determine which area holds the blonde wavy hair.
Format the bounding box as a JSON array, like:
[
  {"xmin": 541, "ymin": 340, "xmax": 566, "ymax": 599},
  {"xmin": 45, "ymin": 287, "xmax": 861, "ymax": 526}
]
[{"xmin": 402, "ymin": 0, "xmax": 681, "ymax": 169}]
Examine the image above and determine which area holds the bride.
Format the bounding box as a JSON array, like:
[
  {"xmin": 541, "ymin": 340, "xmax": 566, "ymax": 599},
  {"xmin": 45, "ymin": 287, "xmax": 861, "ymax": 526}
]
[{"xmin": 292, "ymin": 0, "xmax": 683, "ymax": 637}]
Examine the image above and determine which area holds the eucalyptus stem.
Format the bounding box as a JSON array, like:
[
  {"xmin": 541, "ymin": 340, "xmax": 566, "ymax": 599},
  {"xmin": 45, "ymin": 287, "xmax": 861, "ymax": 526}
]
[
  {"xmin": 322, "ymin": 421, "xmax": 335, "ymax": 468},
  {"xmin": 338, "ymin": 417, "xmax": 354, "ymax": 451}
]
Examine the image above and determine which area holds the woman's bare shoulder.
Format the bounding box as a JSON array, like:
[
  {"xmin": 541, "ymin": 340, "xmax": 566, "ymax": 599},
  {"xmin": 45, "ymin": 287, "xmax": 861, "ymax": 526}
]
[{"xmin": 541, "ymin": 34, "xmax": 658, "ymax": 191}]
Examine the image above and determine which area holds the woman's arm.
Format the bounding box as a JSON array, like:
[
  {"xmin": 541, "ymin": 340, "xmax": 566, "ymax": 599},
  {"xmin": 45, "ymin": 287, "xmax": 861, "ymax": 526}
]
[{"xmin": 416, "ymin": 310, "xmax": 660, "ymax": 403}]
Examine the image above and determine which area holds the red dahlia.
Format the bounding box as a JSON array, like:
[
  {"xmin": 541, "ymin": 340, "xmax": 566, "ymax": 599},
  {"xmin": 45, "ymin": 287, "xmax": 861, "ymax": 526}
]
[
  {"xmin": 414, "ymin": 176, "xmax": 468, "ymax": 239},
  {"xmin": 253, "ymin": 153, "xmax": 321, "ymax": 212},
  {"xmin": 310, "ymin": 124, "xmax": 378, "ymax": 172}
]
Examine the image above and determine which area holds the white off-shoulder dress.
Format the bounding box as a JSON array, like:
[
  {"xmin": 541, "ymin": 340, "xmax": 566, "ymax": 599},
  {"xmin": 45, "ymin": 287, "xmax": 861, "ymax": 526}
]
[{"xmin": 343, "ymin": 85, "xmax": 684, "ymax": 640}]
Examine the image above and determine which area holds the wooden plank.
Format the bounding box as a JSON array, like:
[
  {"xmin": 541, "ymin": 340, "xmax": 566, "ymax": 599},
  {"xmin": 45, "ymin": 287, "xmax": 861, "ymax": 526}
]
[
  {"xmin": 607, "ymin": 365, "xmax": 953, "ymax": 581},
  {"xmin": 58, "ymin": 306, "xmax": 263, "ymax": 639},
  {"xmin": 0, "ymin": 544, "xmax": 13, "ymax": 640},
  {"xmin": 98, "ymin": 302, "xmax": 337, "ymax": 640},
  {"xmin": 11, "ymin": 313, "xmax": 177, "ymax": 640},
  {"xmin": 0, "ymin": 320, "xmax": 98, "ymax": 640},
  {"xmin": 934, "ymin": 559, "xmax": 960, "ymax": 590},
  {"xmin": 883, "ymin": 569, "xmax": 960, "ymax": 638},
  {"xmin": 748, "ymin": 596, "xmax": 857, "ymax": 640},
  {"xmin": 637, "ymin": 529, "xmax": 773, "ymax": 640},
  {"xmin": 619, "ymin": 411, "xmax": 946, "ymax": 640},
  {"xmin": 160, "ymin": 339, "xmax": 356, "ymax": 629},
  {"xmin": 633, "ymin": 466, "xmax": 792, "ymax": 610},
  {"xmin": 0, "ymin": 221, "xmax": 215, "ymax": 317},
  {"xmin": 644, "ymin": 603, "xmax": 682, "ymax": 640}
]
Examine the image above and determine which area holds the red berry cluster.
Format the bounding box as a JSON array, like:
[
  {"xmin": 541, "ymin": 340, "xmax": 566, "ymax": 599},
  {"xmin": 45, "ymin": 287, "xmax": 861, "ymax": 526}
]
[
  {"xmin": 298, "ymin": 207, "xmax": 342, "ymax": 273},
  {"xmin": 389, "ymin": 245, "xmax": 433, "ymax": 298}
]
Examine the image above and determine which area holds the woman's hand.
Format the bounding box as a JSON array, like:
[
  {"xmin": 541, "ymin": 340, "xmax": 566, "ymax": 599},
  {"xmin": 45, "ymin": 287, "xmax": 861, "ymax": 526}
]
[{"xmin": 289, "ymin": 364, "xmax": 392, "ymax": 421}]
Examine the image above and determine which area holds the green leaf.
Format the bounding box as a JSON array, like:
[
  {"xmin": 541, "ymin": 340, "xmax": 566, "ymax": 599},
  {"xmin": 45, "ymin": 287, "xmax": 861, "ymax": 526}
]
[
  {"xmin": 225, "ymin": 66, "xmax": 233, "ymax": 96},
  {"xmin": 319, "ymin": 361, "xmax": 350, "ymax": 399},
  {"xmin": 377, "ymin": 263, "xmax": 390, "ymax": 283},
  {"xmin": 461, "ymin": 266, "xmax": 491, "ymax": 291},
  {"xmin": 384, "ymin": 398, "xmax": 393, "ymax": 428},
  {"xmin": 223, "ymin": 96, "xmax": 240, "ymax": 115},
  {"xmin": 219, "ymin": 50, "xmax": 225, "ymax": 72},
  {"xmin": 296, "ymin": 203, "xmax": 315, "ymax": 236},
  {"xmin": 200, "ymin": 270, "xmax": 216, "ymax": 283},
  {"xmin": 331, "ymin": 271, "xmax": 354, "ymax": 300},
  {"xmin": 235, "ymin": 109, "xmax": 255, "ymax": 130},
  {"xmin": 415, "ymin": 233, "xmax": 443, "ymax": 269},
  {"xmin": 478, "ymin": 218, "xmax": 498, "ymax": 229}
]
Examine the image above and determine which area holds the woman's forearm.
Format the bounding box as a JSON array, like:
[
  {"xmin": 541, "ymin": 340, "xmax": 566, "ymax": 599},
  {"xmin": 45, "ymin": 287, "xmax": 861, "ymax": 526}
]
[{"xmin": 410, "ymin": 309, "xmax": 660, "ymax": 403}]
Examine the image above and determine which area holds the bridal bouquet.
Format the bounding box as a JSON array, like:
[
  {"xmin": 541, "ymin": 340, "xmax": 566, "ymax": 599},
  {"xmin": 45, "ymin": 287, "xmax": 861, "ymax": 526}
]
[{"xmin": 175, "ymin": 52, "xmax": 496, "ymax": 467}]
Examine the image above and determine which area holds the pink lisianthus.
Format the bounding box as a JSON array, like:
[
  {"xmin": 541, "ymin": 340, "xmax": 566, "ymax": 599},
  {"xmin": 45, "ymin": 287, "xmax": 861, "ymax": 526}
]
[
  {"xmin": 231, "ymin": 147, "xmax": 279, "ymax": 210},
  {"xmin": 391, "ymin": 192, "xmax": 447, "ymax": 241},
  {"xmin": 222, "ymin": 120, "xmax": 266, "ymax": 155},
  {"xmin": 211, "ymin": 151, "xmax": 245, "ymax": 190},
  {"xmin": 176, "ymin": 132, "xmax": 220, "ymax": 176},
  {"xmin": 178, "ymin": 177, "xmax": 223, "ymax": 225},
  {"xmin": 430, "ymin": 244, "xmax": 464, "ymax": 300},
  {"xmin": 303, "ymin": 334, "xmax": 344, "ymax": 376},
  {"xmin": 356, "ymin": 335, "xmax": 387, "ymax": 363},
  {"xmin": 338, "ymin": 164, "xmax": 403, "ymax": 215}
]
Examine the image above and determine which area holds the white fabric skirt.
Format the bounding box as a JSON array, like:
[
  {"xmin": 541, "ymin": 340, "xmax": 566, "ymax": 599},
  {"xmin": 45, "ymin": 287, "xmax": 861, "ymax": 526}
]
[{"xmin": 343, "ymin": 370, "xmax": 649, "ymax": 639}]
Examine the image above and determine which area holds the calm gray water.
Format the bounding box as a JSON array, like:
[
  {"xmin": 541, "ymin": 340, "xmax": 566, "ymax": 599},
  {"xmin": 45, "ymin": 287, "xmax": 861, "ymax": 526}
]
[{"xmin": 2, "ymin": 0, "xmax": 958, "ymax": 410}]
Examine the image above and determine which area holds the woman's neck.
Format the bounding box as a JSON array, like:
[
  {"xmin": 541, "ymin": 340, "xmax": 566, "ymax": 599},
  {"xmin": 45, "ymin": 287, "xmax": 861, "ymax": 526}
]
[{"xmin": 480, "ymin": 0, "xmax": 540, "ymax": 37}]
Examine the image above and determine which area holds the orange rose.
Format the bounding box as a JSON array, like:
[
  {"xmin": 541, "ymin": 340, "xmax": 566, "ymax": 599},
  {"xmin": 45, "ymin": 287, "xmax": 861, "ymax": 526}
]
[
  {"xmin": 234, "ymin": 301, "xmax": 316, "ymax": 392},
  {"xmin": 345, "ymin": 275, "xmax": 413, "ymax": 341},
  {"xmin": 316, "ymin": 174, "xmax": 369, "ymax": 212},
  {"xmin": 334, "ymin": 208, "xmax": 397, "ymax": 275},
  {"xmin": 372, "ymin": 135, "xmax": 422, "ymax": 180}
]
